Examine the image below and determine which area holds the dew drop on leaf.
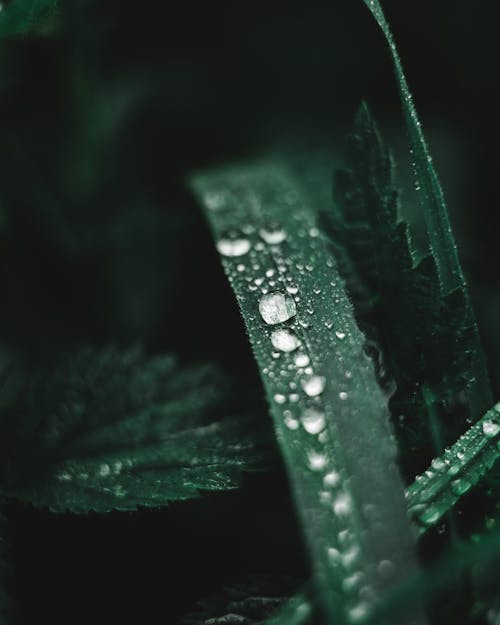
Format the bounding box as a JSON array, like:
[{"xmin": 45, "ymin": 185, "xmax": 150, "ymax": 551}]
[
  {"xmin": 294, "ymin": 353, "xmax": 310, "ymax": 368},
  {"xmin": 216, "ymin": 234, "xmax": 251, "ymax": 257},
  {"xmin": 301, "ymin": 374, "xmax": 326, "ymax": 397},
  {"xmin": 482, "ymin": 419, "xmax": 500, "ymax": 438},
  {"xmin": 259, "ymin": 224, "xmax": 287, "ymax": 244},
  {"xmin": 270, "ymin": 328, "xmax": 300, "ymax": 352},
  {"xmin": 307, "ymin": 450, "xmax": 328, "ymax": 471},
  {"xmin": 258, "ymin": 291, "xmax": 297, "ymax": 325},
  {"xmin": 324, "ymin": 471, "xmax": 341, "ymax": 488},
  {"xmin": 335, "ymin": 331, "xmax": 347, "ymax": 340},
  {"xmin": 300, "ymin": 407, "xmax": 326, "ymax": 434}
]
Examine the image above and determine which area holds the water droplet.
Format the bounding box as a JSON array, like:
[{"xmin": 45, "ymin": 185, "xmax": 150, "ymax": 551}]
[
  {"xmin": 309, "ymin": 227, "xmax": 320, "ymax": 237},
  {"xmin": 286, "ymin": 284, "xmax": 299, "ymax": 295},
  {"xmin": 57, "ymin": 471, "xmax": 72, "ymax": 482},
  {"xmin": 274, "ymin": 393, "xmax": 286, "ymax": 404},
  {"xmin": 289, "ymin": 393, "xmax": 300, "ymax": 403},
  {"xmin": 323, "ymin": 471, "xmax": 341, "ymax": 488},
  {"xmin": 348, "ymin": 603, "xmax": 370, "ymax": 624},
  {"xmin": 284, "ymin": 413, "xmax": 300, "ymax": 430},
  {"xmin": 270, "ymin": 328, "xmax": 300, "ymax": 352},
  {"xmin": 339, "ymin": 391, "xmax": 348, "ymax": 401},
  {"xmin": 99, "ymin": 463, "xmax": 111, "ymax": 477},
  {"xmin": 301, "ymin": 374, "xmax": 326, "ymax": 397},
  {"xmin": 294, "ymin": 353, "xmax": 310, "ymax": 368},
  {"xmin": 301, "ymin": 408, "xmax": 326, "ymax": 434},
  {"xmin": 307, "ymin": 450, "xmax": 328, "ymax": 471},
  {"xmin": 324, "ymin": 319, "xmax": 334, "ymax": 329},
  {"xmin": 216, "ymin": 234, "xmax": 251, "ymax": 257},
  {"xmin": 259, "ymin": 292, "xmax": 297, "ymax": 325},
  {"xmin": 431, "ymin": 457, "xmax": 447, "ymax": 471},
  {"xmin": 483, "ymin": 419, "xmax": 500, "ymax": 438},
  {"xmin": 259, "ymin": 225, "xmax": 287, "ymax": 245},
  {"xmin": 335, "ymin": 331, "xmax": 346, "ymax": 340},
  {"xmin": 451, "ymin": 478, "xmax": 472, "ymax": 495},
  {"xmin": 378, "ymin": 560, "xmax": 396, "ymax": 578},
  {"xmin": 333, "ymin": 492, "xmax": 353, "ymax": 517},
  {"xmin": 328, "ymin": 547, "xmax": 341, "ymax": 564},
  {"xmin": 420, "ymin": 506, "xmax": 441, "ymax": 526}
]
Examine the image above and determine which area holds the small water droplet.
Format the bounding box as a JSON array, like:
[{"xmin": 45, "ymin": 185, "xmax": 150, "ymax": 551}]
[
  {"xmin": 301, "ymin": 374, "xmax": 326, "ymax": 397},
  {"xmin": 216, "ymin": 234, "xmax": 251, "ymax": 257},
  {"xmin": 324, "ymin": 319, "xmax": 334, "ymax": 329},
  {"xmin": 301, "ymin": 408, "xmax": 326, "ymax": 434},
  {"xmin": 378, "ymin": 560, "xmax": 396, "ymax": 578},
  {"xmin": 284, "ymin": 412, "xmax": 300, "ymax": 430},
  {"xmin": 335, "ymin": 331, "xmax": 346, "ymax": 340},
  {"xmin": 431, "ymin": 458, "xmax": 447, "ymax": 471},
  {"xmin": 259, "ymin": 292, "xmax": 297, "ymax": 325},
  {"xmin": 274, "ymin": 393, "xmax": 286, "ymax": 404},
  {"xmin": 309, "ymin": 227, "xmax": 320, "ymax": 237},
  {"xmin": 307, "ymin": 450, "xmax": 328, "ymax": 471},
  {"xmin": 339, "ymin": 391, "xmax": 348, "ymax": 401},
  {"xmin": 236, "ymin": 264, "xmax": 245, "ymax": 272},
  {"xmin": 420, "ymin": 506, "xmax": 441, "ymax": 526},
  {"xmin": 270, "ymin": 328, "xmax": 300, "ymax": 352},
  {"xmin": 451, "ymin": 478, "xmax": 472, "ymax": 495},
  {"xmin": 289, "ymin": 393, "xmax": 300, "ymax": 403},
  {"xmin": 259, "ymin": 225, "xmax": 287, "ymax": 245},
  {"xmin": 323, "ymin": 471, "xmax": 341, "ymax": 488},
  {"xmin": 99, "ymin": 463, "xmax": 111, "ymax": 477},
  {"xmin": 333, "ymin": 492, "xmax": 353, "ymax": 517},
  {"xmin": 294, "ymin": 353, "xmax": 310, "ymax": 368},
  {"xmin": 483, "ymin": 419, "xmax": 500, "ymax": 438}
]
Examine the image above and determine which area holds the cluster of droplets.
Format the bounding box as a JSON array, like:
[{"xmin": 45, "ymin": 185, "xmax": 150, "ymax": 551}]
[
  {"xmin": 215, "ymin": 211, "xmax": 384, "ymax": 623},
  {"xmin": 407, "ymin": 406, "xmax": 500, "ymax": 530}
]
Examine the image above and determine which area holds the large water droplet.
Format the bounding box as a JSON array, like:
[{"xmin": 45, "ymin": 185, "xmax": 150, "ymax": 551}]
[
  {"xmin": 259, "ymin": 292, "xmax": 297, "ymax": 325},
  {"xmin": 301, "ymin": 408, "xmax": 326, "ymax": 434},
  {"xmin": 270, "ymin": 328, "xmax": 300, "ymax": 352},
  {"xmin": 301, "ymin": 374, "xmax": 326, "ymax": 397},
  {"xmin": 216, "ymin": 234, "xmax": 251, "ymax": 257},
  {"xmin": 483, "ymin": 419, "xmax": 500, "ymax": 438},
  {"xmin": 259, "ymin": 224, "xmax": 287, "ymax": 245}
]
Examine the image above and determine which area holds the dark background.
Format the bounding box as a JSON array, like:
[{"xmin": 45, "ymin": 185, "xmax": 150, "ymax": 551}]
[{"xmin": 0, "ymin": 1, "xmax": 499, "ymax": 623}]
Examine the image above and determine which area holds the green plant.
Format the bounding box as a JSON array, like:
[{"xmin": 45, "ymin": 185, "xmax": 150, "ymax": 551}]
[{"xmin": 1, "ymin": 1, "xmax": 500, "ymax": 624}]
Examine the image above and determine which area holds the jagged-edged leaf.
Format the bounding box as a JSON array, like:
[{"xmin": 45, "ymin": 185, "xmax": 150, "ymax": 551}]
[
  {"xmin": 0, "ymin": 0, "xmax": 58, "ymax": 38},
  {"xmin": 192, "ymin": 163, "xmax": 425, "ymax": 625},
  {"xmin": 183, "ymin": 577, "xmax": 308, "ymax": 625},
  {"xmin": 361, "ymin": 0, "xmax": 492, "ymax": 424},
  {"xmin": 321, "ymin": 105, "xmax": 484, "ymax": 474},
  {"xmin": 0, "ymin": 346, "xmax": 271, "ymax": 513}
]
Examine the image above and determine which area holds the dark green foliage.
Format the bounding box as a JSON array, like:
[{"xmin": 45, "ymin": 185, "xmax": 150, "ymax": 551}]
[
  {"xmin": 0, "ymin": 347, "xmax": 271, "ymax": 512},
  {"xmin": 183, "ymin": 577, "xmax": 305, "ymax": 625},
  {"xmin": 0, "ymin": 0, "xmax": 58, "ymax": 38},
  {"xmin": 0, "ymin": 513, "xmax": 11, "ymax": 625},
  {"xmin": 321, "ymin": 105, "xmax": 485, "ymax": 476}
]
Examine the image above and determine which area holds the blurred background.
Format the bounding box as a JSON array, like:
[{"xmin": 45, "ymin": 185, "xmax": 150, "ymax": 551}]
[{"xmin": 0, "ymin": 0, "xmax": 499, "ymax": 622}]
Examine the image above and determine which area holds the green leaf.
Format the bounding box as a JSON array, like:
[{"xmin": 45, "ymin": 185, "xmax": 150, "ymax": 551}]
[
  {"xmin": 183, "ymin": 577, "xmax": 308, "ymax": 625},
  {"xmin": 361, "ymin": 0, "xmax": 492, "ymax": 423},
  {"xmin": 321, "ymin": 104, "xmax": 484, "ymax": 474},
  {"xmin": 407, "ymin": 402, "xmax": 500, "ymax": 533},
  {"xmin": 0, "ymin": 0, "xmax": 59, "ymax": 38},
  {"xmin": 0, "ymin": 346, "xmax": 271, "ymax": 513},
  {"xmin": 192, "ymin": 163, "xmax": 425, "ymax": 625}
]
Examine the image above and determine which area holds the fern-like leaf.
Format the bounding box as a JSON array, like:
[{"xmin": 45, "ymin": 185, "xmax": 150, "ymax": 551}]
[{"xmin": 0, "ymin": 347, "xmax": 271, "ymax": 513}]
